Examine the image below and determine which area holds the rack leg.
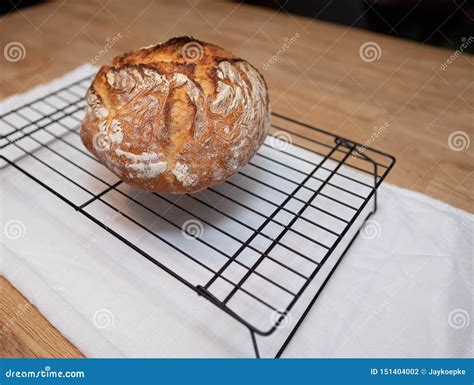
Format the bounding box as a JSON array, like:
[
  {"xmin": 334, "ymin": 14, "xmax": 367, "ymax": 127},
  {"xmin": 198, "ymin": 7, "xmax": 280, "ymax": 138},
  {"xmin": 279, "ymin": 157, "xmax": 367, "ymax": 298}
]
[
  {"xmin": 250, "ymin": 330, "xmax": 260, "ymax": 358},
  {"xmin": 373, "ymin": 164, "xmax": 378, "ymax": 213}
]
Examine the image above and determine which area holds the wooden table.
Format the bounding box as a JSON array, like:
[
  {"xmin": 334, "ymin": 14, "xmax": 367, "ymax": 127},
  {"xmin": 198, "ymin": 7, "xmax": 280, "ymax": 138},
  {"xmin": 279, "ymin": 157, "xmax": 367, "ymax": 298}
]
[{"xmin": 1, "ymin": 0, "xmax": 472, "ymax": 358}]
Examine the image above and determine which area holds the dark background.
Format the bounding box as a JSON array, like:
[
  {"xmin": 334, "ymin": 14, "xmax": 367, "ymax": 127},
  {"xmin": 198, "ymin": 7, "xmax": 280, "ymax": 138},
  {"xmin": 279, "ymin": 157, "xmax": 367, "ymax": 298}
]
[
  {"xmin": 2, "ymin": 0, "xmax": 473, "ymax": 52},
  {"xmin": 243, "ymin": 0, "xmax": 473, "ymax": 52}
]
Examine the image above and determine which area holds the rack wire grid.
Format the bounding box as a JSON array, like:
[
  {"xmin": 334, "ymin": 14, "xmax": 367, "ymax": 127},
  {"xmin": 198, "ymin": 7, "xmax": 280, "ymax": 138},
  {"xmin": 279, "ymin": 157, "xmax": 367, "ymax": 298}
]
[{"xmin": 0, "ymin": 74, "xmax": 395, "ymax": 358}]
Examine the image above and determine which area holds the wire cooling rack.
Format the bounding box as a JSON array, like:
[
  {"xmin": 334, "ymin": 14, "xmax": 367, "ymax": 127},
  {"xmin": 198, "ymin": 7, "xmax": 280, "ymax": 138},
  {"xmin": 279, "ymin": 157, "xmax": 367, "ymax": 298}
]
[{"xmin": 0, "ymin": 75, "xmax": 395, "ymax": 358}]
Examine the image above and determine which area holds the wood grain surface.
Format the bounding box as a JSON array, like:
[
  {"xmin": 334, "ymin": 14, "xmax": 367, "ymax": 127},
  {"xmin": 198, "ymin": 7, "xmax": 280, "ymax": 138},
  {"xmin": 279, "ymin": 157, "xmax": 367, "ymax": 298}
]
[
  {"xmin": 0, "ymin": 0, "xmax": 472, "ymax": 358},
  {"xmin": 0, "ymin": 277, "xmax": 84, "ymax": 358}
]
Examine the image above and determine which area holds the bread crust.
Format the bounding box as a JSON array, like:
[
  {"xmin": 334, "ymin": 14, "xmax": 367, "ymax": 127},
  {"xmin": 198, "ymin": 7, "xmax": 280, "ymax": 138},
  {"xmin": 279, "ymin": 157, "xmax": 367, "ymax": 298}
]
[{"xmin": 80, "ymin": 36, "xmax": 270, "ymax": 193}]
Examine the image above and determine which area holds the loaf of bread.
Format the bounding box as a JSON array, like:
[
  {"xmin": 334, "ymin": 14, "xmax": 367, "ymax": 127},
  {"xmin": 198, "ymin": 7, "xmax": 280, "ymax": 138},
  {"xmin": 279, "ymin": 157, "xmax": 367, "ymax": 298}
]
[{"xmin": 80, "ymin": 36, "xmax": 270, "ymax": 193}]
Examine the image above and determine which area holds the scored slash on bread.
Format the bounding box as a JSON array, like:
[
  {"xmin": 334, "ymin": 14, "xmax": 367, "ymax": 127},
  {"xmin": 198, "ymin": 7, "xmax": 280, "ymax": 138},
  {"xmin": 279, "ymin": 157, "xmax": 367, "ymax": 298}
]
[{"xmin": 80, "ymin": 36, "xmax": 270, "ymax": 193}]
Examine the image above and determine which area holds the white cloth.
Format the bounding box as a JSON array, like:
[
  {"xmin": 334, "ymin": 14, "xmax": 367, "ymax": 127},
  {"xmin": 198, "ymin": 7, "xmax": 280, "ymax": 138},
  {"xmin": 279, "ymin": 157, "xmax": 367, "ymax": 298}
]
[{"xmin": 1, "ymin": 65, "xmax": 472, "ymax": 358}]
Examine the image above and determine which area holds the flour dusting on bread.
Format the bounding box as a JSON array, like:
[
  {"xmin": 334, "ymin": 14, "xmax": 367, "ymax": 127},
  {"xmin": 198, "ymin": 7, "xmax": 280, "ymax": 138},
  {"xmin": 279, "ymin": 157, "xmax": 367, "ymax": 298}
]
[{"xmin": 80, "ymin": 36, "xmax": 270, "ymax": 193}]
